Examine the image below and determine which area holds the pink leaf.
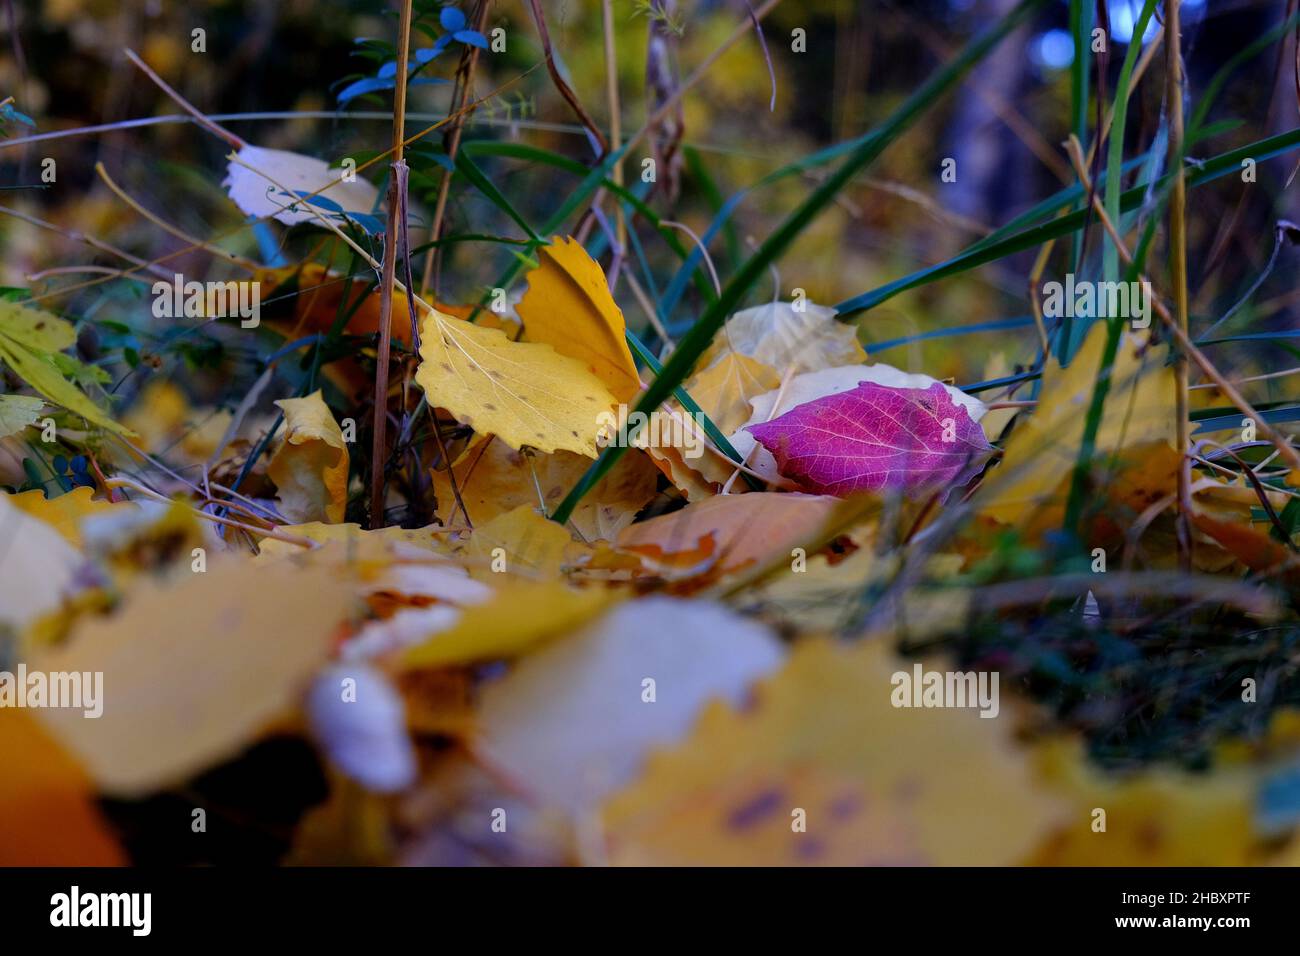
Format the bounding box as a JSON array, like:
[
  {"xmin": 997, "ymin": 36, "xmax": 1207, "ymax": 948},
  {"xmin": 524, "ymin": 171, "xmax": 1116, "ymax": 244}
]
[{"xmin": 746, "ymin": 381, "xmax": 993, "ymax": 498}]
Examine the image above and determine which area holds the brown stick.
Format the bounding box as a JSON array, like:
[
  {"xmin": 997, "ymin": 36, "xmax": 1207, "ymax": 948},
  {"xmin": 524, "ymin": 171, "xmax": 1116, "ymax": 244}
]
[
  {"xmin": 370, "ymin": 0, "xmax": 416, "ymax": 529},
  {"xmin": 525, "ymin": 0, "xmax": 608, "ymax": 155},
  {"xmin": 1166, "ymin": 0, "xmax": 1194, "ymax": 571},
  {"xmin": 123, "ymin": 48, "xmax": 246, "ymax": 149}
]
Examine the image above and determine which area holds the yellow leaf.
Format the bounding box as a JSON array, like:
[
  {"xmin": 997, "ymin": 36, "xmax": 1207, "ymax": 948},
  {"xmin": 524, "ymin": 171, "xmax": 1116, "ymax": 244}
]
[
  {"xmin": 601, "ymin": 639, "xmax": 1063, "ymax": 865},
  {"xmin": 9, "ymin": 486, "xmax": 126, "ymax": 547},
  {"xmin": 0, "ymin": 710, "xmax": 126, "ymax": 865},
  {"xmin": 401, "ymin": 578, "xmax": 617, "ymax": 669},
  {"xmin": 0, "ymin": 299, "xmax": 76, "ymax": 351},
  {"xmin": 683, "ymin": 352, "xmax": 780, "ymax": 435},
  {"xmin": 464, "ymin": 504, "xmax": 584, "ymax": 578},
  {"xmin": 430, "ymin": 439, "xmax": 658, "ymax": 542},
  {"xmin": 256, "ymin": 521, "xmax": 451, "ymax": 559},
  {"xmin": 517, "ymin": 236, "xmax": 640, "ymax": 403},
  {"xmin": 0, "ymin": 302, "xmax": 131, "ymax": 436},
  {"xmin": 269, "ymin": 390, "xmax": 349, "ymax": 523},
  {"xmin": 1028, "ymin": 741, "xmax": 1257, "ymax": 865},
  {"xmin": 415, "ymin": 308, "xmax": 617, "ymax": 457},
  {"xmin": 29, "ymin": 557, "xmax": 358, "ymax": 796},
  {"xmin": 976, "ymin": 325, "xmax": 1176, "ymax": 527},
  {"xmin": 0, "ymin": 393, "xmax": 44, "ymax": 438}
]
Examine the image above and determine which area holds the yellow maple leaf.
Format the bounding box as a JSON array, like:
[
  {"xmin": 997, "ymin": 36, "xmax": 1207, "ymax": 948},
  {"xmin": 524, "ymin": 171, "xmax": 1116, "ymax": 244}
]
[
  {"xmin": 976, "ymin": 325, "xmax": 1177, "ymax": 527},
  {"xmin": 516, "ymin": 236, "xmax": 640, "ymax": 404},
  {"xmin": 600, "ymin": 638, "xmax": 1064, "ymax": 865},
  {"xmin": 269, "ymin": 390, "xmax": 349, "ymax": 523}
]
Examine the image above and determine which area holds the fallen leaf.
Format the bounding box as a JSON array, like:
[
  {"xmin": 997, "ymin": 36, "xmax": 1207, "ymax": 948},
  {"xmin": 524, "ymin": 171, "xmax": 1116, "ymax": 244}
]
[
  {"xmin": 29, "ymin": 557, "xmax": 358, "ymax": 795},
  {"xmin": 748, "ymin": 382, "xmax": 993, "ymax": 498},
  {"xmin": 307, "ymin": 663, "xmax": 417, "ymax": 793},
  {"xmin": 601, "ymin": 638, "xmax": 1063, "ymax": 864},
  {"xmin": 269, "ymin": 390, "xmax": 349, "ymax": 523},
  {"xmin": 224, "ymin": 144, "xmax": 381, "ymax": 228},
  {"xmin": 615, "ymin": 492, "xmax": 845, "ymax": 579},
  {"xmin": 698, "ymin": 300, "xmax": 865, "ymax": 375},
  {"xmin": 255, "ymin": 521, "xmax": 452, "ymax": 559},
  {"xmin": 683, "ymin": 352, "xmax": 781, "ymax": 434},
  {"xmin": 517, "ymin": 237, "xmax": 641, "ymax": 403},
  {"xmin": 1029, "ymin": 741, "xmax": 1257, "ymax": 865},
  {"xmin": 415, "ymin": 308, "xmax": 617, "ymax": 457},
  {"xmin": 976, "ymin": 325, "xmax": 1176, "ymax": 526},
  {"xmin": 0, "ymin": 393, "xmax": 44, "ymax": 439},
  {"xmin": 0, "ymin": 301, "xmax": 130, "ymax": 436},
  {"xmin": 9, "ymin": 486, "xmax": 126, "ymax": 547},
  {"xmin": 430, "ymin": 439, "xmax": 658, "ymax": 542},
  {"xmin": 476, "ymin": 596, "xmax": 785, "ymax": 812},
  {"xmin": 401, "ymin": 578, "xmax": 618, "ymax": 669},
  {"xmin": 730, "ymin": 362, "xmax": 987, "ymax": 483},
  {"xmin": 463, "ymin": 504, "xmax": 585, "ymax": 578}
]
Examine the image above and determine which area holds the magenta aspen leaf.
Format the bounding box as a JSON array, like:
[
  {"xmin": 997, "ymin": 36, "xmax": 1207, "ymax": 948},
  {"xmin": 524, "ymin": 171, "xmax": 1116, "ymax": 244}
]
[{"xmin": 746, "ymin": 381, "xmax": 993, "ymax": 498}]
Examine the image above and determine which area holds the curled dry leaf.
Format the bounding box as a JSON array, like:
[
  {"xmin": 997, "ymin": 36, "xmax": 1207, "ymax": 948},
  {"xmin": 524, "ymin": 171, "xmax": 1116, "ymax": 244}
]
[
  {"xmin": 516, "ymin": 236, "xmax": 641, "ymax": 404},
  {"xmin": 269, "ymin": 390, "xmax": 349, "ymax": 524}
]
